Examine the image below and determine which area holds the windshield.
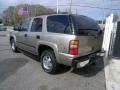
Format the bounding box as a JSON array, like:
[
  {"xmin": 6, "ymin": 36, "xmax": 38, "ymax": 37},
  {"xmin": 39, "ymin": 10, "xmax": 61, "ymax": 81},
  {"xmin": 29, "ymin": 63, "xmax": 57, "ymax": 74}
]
[{"xmin": 71, "ymin": 15, "xmax": 101, "ymax": 35}]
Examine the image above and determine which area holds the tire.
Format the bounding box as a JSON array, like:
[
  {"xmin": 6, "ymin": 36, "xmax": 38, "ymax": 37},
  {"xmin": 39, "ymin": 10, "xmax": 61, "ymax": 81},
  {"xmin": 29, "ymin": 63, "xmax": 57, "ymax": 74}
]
[
  {"xmin": 10, "ymin": 39, "xmax": 18, "ymax": 52},
  {"xmin": 41, "ymin": 50, "xmax": 59, "ymax": 74}
]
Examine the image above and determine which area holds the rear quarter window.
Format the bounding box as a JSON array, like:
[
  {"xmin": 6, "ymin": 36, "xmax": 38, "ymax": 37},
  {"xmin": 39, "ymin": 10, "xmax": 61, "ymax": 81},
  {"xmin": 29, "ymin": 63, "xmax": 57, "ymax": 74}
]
[{"xmin": 47, "ymin": 15, "xmax": 72, "ymax": 34}]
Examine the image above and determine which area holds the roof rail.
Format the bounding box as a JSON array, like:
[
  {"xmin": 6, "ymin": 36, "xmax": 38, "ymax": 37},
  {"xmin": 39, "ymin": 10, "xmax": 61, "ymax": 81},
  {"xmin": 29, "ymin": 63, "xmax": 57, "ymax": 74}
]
[
  {"xmin": 36, "ymin": 12, "xmax": 69, "ymax": 16},
  {"xmin": 37, "ymin": 12, "xmax": 56, "ymax": 16}
]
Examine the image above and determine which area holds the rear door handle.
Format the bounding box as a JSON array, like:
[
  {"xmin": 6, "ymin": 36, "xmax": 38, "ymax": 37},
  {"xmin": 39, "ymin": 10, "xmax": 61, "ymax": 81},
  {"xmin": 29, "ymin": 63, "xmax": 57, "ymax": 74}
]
[
  {"xmin": 36, "ymin": 35, "xmax": 40, "ymax": 39},
  {"xmin": 24, "ymin": 34, "xmax": 27, "ymax": 37}
]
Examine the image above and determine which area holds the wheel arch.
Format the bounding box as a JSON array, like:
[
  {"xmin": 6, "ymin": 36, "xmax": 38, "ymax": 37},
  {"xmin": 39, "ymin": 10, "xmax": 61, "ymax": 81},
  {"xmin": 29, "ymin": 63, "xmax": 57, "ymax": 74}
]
[{"xmin": 37, "ymin": 43, "xmax": 60, "ymax": 63}]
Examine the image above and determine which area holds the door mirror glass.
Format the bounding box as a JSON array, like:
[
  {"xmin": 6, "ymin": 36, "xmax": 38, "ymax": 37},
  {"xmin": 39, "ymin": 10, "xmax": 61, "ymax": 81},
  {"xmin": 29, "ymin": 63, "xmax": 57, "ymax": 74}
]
[{"xmin": 13, "ymin": 24, "xmax": 21, "ymax": 31}]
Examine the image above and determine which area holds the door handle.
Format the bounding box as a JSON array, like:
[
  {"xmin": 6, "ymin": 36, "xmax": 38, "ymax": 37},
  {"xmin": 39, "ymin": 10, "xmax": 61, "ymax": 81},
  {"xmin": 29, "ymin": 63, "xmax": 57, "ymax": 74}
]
[
  {"xmin": 36, "ymin": 35, "xmax": 40, "ymax": 39},
  {"xmin": 24, "ymin": 34, "xmax": 27, "ymax": 37}
]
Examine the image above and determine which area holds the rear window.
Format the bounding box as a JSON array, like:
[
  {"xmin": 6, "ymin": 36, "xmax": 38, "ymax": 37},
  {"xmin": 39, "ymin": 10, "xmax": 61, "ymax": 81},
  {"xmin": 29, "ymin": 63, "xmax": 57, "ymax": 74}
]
[
  {"xmin": 71, "ymin": 15, "xmax": 101, "ymax": 35},
  {"xmin": 47, "ymin": 15, "xmax": 72, "ymax": 34}
]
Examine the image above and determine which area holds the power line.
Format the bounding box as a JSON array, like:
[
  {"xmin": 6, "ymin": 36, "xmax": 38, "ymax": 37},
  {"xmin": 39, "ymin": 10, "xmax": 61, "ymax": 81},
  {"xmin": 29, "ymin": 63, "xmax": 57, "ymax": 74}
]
[{"xmin": 46, "ymin": 4, "xmax": 120, "ymax": 11}]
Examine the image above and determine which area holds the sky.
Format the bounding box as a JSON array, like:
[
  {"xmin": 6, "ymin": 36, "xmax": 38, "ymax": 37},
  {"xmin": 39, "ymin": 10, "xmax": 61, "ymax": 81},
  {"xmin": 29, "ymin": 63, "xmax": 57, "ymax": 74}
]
[{"xmin": 0, "ymin": 0, "xmax": 120, "ymax": 20}]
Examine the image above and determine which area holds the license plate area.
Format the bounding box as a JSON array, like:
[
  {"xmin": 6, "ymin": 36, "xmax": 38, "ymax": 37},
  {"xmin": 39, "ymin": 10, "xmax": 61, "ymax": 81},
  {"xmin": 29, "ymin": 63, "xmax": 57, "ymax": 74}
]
[{"xmin": 77, "ymin": 59, "xmax": 90, "ymax": 68}]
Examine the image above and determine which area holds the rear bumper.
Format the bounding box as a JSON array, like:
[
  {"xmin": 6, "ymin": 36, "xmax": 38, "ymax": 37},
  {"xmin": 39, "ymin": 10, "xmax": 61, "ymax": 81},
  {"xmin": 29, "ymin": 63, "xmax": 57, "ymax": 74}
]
[
  {"xmin": 72, "ymin": 51, "xmax": 100, "ymax": 68},
  {"xmin": 59, "ymin": 50, "xmax": 102, "ymax": 67}
]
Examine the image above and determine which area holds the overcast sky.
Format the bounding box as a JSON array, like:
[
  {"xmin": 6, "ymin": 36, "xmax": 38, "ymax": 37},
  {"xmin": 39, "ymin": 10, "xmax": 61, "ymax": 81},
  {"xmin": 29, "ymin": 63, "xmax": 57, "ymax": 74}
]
[{"xmin": 0, "ymin": 0, "xmax": 120, "ymax": 20}]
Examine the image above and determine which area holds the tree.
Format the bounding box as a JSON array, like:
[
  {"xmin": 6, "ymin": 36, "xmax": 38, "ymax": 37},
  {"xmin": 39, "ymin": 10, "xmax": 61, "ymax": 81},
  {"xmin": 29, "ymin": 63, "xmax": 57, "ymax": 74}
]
[{"xmin": 3, "ymin": 4, "xmax": 55, "ymax": 26}]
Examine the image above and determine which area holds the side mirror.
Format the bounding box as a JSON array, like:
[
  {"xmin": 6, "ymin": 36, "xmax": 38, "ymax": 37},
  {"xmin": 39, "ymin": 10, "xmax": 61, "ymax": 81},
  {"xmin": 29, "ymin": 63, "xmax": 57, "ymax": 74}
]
[{"xmin": 13, "ymin": 24, "xmax": 21, "ymax": 31}]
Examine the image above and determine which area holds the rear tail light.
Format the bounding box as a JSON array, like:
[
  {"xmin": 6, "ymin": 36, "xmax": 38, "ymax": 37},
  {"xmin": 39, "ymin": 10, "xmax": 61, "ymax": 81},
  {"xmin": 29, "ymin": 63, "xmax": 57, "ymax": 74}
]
[{"xmin": 68, "ymin": 40, "xmax": 79, "ymax": 55}]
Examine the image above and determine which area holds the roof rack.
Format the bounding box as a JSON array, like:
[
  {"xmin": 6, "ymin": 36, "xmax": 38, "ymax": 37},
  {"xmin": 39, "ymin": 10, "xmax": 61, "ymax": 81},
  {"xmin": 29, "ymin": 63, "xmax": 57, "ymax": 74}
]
[{"xmin": 37, "ymin": 12, "xmax": 56, "ymax": 16}]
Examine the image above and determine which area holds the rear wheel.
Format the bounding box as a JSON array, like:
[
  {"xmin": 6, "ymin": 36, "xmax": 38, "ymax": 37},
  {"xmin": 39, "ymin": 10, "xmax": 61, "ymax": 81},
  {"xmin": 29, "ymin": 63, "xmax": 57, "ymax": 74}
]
[
  {"xmin": 10, "ymin": 39, "xmax": 18, "ymax": 52},
  {"xmin": 41, "ymin": 50, "xmax": 59, "ymax": 74}
]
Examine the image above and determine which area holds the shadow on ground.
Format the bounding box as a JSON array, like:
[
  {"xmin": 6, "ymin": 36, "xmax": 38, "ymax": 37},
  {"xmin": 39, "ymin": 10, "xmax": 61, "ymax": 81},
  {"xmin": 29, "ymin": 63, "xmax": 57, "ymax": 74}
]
[
  {"xmin": 22, "ymin": 50, "xmax": 104, "ymax": 76},
  {"xmin": 22, "ymin": 51, "xmax": 72, "ymax": 74},
  {"xmin": 0, "ymin": 58, "xmax": 28, "ymax": 83},
  {"xmin": 71, "ymin": 56, "xmax": 104, "ymax": 77}
]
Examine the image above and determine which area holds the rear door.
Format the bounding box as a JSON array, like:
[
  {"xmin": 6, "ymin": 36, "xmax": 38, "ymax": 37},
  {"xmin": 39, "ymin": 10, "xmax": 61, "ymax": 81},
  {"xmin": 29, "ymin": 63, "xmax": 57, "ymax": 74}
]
[
  {"xmin": 26, "ymin": 17, "xmax": 43, "ymax": 54},
  {"xmin": 72, "ymin": 15, "xmax": 103, "ymax": 56}
]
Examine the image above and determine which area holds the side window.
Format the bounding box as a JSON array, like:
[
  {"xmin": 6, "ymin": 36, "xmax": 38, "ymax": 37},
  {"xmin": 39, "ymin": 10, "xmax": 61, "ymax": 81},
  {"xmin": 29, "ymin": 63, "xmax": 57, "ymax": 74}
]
[
  {"xmin": 47, "ymin": 15, "xmax": 71, "ymax": 34},
  {"xmin": 31, "ymin": 18, "xmax": 43, "ymax": 32},
  {"xmin": 21, "ymin": 19, "xmax": 31, "ymax": 31}
]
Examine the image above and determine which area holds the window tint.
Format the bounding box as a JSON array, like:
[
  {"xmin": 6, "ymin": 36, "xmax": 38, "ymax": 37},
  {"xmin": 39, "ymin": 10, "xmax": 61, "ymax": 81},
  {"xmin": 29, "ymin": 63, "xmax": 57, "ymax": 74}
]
[
  {"xmin": 47, "ymin": 15, "xmax": 72, "ymax": 34},
  {"xmin": 71, "ymin": 15, "xmax": 101, "ymax": 36},
  {"xmin": 31, "ymin": 18, "xmax": 43, "ymax": 32},
  {"xmin": 21, "ymin": 18, "xmax": 31, "ymax": 31},
  {"xmin": 0, "ymin": 19, "xmax": 2, "ymax": 24}
]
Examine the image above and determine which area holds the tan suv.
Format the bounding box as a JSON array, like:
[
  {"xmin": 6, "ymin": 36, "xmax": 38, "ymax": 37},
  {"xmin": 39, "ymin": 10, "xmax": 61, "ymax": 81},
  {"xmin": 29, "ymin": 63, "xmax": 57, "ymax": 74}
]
[{"xmin": 10, "ymin": 14, "xmax": 103, "ymax": 74}]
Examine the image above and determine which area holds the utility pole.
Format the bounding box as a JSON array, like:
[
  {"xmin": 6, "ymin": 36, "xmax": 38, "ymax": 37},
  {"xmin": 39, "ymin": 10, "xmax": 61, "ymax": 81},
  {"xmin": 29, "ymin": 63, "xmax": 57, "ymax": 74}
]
[
  {"xmin": 13, "ymin": 7, "xmax": 16, "ymax": 24},
  {"xmin": 102, "ymin": 0, "xmax": 105, "ymax": 25},
  {"xmin": 57, "ymin": 0, "xmax": 59, "ymax": 14},
  {"xmin": 69, "ymin": 0, "xmax": 72, "ymax": 14},
  {"xmin": 110, "ymin": 0, "xmax": 112, "ymax": 13},
  {"xmin": 35, "ymin": 7, "xmax": 37, "ymax": 16},
  {"xmin": 76, "ymin": 9, "xmax": 78, "ymax": 15},
  {"xmin": 29, "ymin": 0, "xmax": 32, "ymax": 17}
]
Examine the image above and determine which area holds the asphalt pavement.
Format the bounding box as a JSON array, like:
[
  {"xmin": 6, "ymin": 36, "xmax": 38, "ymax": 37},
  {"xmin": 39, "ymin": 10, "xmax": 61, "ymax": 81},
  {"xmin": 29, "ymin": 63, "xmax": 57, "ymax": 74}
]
[{"xmin": 0, "ymin": 35, "xmax": 106, "ymax": 90}]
